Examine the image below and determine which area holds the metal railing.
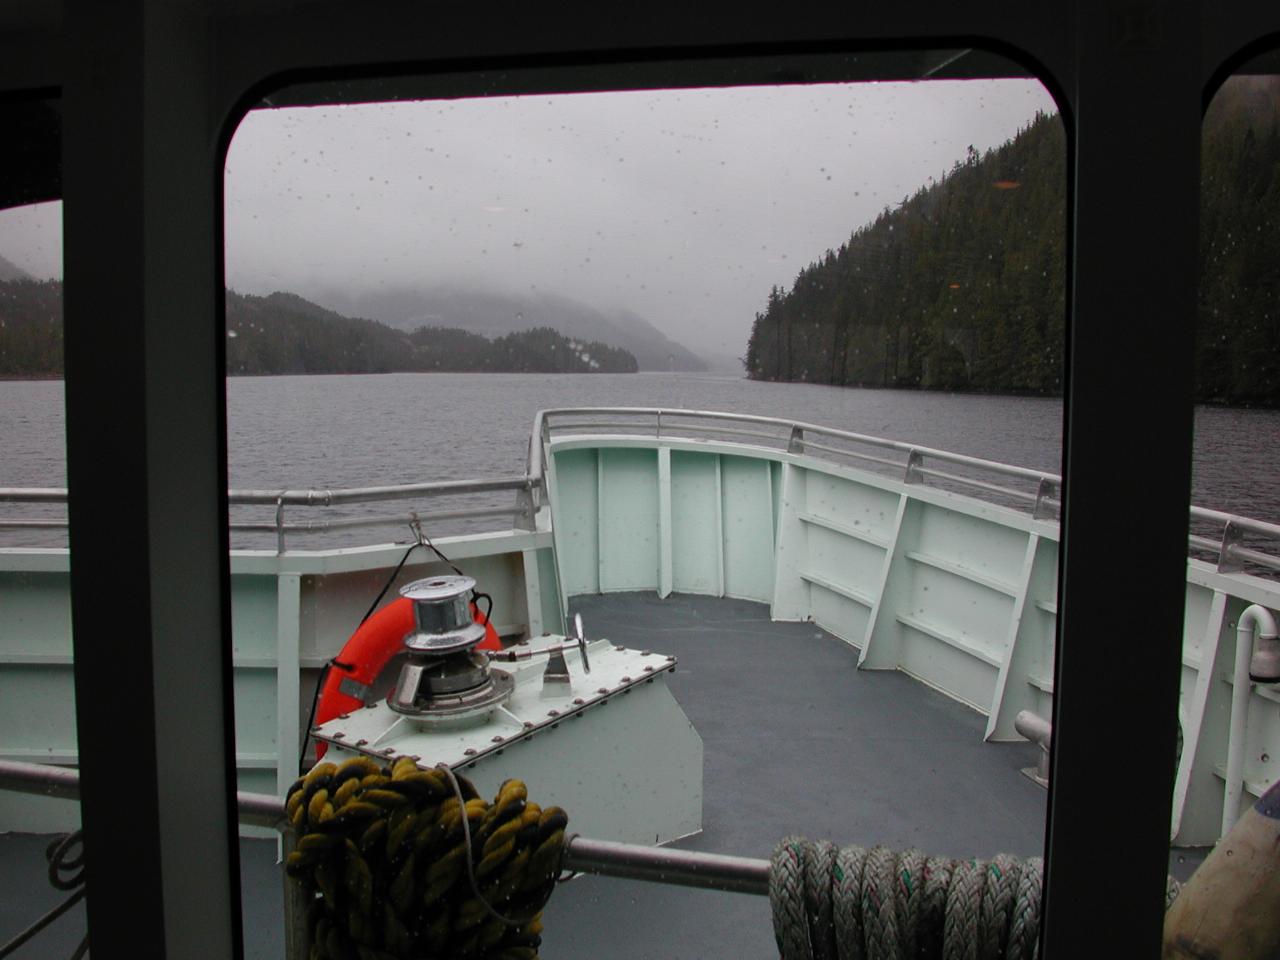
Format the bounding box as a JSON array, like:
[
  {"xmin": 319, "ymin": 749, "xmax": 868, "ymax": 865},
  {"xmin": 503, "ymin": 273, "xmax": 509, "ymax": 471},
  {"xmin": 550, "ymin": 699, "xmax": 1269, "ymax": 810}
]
[
  {"xmin": 527, "ymin": 406, "xmax": 1062, "ymax": 516},
  {"xmin": 526, "ymin": 407, "xmax": 1280, "ymax": 576},
  {"xmin": 0, "ymin": 759, "xmax": 768, "ymax": 896},
  {"xmin": 0, "ymin": 476, "xmax": 538, "ymax": 554}
]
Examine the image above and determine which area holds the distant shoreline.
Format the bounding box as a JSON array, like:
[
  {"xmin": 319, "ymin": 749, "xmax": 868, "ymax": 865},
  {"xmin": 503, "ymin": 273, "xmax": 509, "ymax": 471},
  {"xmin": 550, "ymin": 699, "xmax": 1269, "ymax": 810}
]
[
  {"xmin": 745, "ymin": 375, "xmax": 1280, "ymax": 410},
  {"xmin": 0, "ymin": 369, "xmax": 645, "ymax": 382},
  {"xmin": 4, "ymin": 370, "xmax": 1277, "ymax": 410}
]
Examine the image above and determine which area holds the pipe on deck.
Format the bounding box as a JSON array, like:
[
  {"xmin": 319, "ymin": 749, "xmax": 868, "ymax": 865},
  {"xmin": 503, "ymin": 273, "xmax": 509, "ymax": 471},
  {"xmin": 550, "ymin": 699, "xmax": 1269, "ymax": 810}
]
[{"xmin": 1223, "ymin": 604, "xmax": 1280, "ymax": 834}]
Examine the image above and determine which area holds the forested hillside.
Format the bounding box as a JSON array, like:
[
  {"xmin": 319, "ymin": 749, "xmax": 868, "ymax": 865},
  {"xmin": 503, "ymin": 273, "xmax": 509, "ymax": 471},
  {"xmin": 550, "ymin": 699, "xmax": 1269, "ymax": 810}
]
[
  {"xmin": 747, "ymin": 77, "xmax": 1280, "ymax": 405},
  {"xmin": 1198, "ymin": 77, "xmax": 1280, "ymax": 402},
  {"xmin": 0, "ymin": 286, "xmax": 638, "ymax": 375},
  {"xmin": 315, "ymin": 285, "xmax": 707, "ymax": 372},
  {"xmin": 0, "ymin": 278, "xmax": 61, "ymax": 375}
]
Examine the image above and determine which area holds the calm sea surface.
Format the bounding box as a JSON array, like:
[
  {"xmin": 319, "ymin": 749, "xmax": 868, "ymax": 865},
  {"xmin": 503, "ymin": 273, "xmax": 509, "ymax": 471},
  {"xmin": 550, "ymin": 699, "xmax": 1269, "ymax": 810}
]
[{"xmin": 3, "ymin": 372, "xmax": 1279, "ymax": 546}]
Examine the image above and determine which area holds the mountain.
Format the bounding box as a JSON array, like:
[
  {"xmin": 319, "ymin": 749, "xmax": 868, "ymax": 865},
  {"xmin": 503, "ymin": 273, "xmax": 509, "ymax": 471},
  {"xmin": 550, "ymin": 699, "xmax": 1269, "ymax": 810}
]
[
  {"xmin": 746, "ymin": 77, "xmax": 1280, "ymax": 406},
  {"xmin": 0, "ymin": 253, "xmax": 33, "ymax": 281},
  {"xmin": 308, "ymin": 284, "xmax": 706, "ymax": 372},
  {"xmin": 224, "ymin": 290, "xmax": 639, "ymax": 374},
  {"xmin": 0, "ymin": 284, "xmax": 639, "ymax": 376}
]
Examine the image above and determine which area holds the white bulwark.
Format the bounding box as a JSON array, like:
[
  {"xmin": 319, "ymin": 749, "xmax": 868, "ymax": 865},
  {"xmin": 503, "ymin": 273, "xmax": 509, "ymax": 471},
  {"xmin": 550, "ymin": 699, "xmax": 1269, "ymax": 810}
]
[{"xmin": 2, "ymin": 408, "xmax": 1278, "ymax": 848}]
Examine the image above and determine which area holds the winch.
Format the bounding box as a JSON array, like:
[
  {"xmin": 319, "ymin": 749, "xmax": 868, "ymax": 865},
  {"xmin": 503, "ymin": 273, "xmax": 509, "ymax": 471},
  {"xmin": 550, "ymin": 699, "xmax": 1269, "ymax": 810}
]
[
  {"xmin": 388, "ymin": 575, "xmax": 515, "ymax": 721},
  {"xmin": 386, "ymin": 574, "xmax": 598, "ymax": 722}
]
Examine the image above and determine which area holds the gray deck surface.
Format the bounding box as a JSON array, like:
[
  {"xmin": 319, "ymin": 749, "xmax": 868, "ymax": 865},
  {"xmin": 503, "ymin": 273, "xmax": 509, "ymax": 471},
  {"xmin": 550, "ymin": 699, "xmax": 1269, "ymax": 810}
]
[{"xmin": 0, "ymin": 593, "xmax": 1201, "ymax": 958}]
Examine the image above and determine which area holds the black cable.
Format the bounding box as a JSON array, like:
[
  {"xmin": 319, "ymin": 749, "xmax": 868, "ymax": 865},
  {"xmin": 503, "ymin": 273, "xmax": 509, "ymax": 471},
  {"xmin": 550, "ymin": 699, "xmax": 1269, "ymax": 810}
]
[
  {"xmin": 356, "ymin": 541, "xmax": 430, "ymax": 629},
  {"xmin": 472, "ymin": 590, "xmax": 494, "ymax": 628},
  {"xmin": 0, "ymin": 830, "xmax": 87, "ymax": 960},
  {"xmin": 299, "ymin": 541, "xmax": 424, "ymax": 773}
]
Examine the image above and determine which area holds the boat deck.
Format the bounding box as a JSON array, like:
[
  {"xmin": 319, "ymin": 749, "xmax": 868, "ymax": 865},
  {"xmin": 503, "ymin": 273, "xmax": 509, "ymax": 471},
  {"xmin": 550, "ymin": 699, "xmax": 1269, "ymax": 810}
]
[{"xmin": 0, "ymin": 593, "xmax": 1197, "ymax": 959}]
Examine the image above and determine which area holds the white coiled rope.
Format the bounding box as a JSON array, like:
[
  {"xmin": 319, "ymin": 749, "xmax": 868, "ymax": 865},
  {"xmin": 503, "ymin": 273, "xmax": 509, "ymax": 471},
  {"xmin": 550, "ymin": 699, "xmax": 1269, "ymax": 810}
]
[{"xmin": 770, "ymin": 838, "xmax": 1182, "ymax": 960}]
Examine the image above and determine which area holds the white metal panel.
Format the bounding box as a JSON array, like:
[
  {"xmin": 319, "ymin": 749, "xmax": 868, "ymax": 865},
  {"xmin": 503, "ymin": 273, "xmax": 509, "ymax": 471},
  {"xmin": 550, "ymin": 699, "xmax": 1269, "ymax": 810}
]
[
  {"xmin": 0, "ymin": 569, "xmax": 72, "ymax": 659},
  {"xmin": 534, "ymin": 546, "xmax": 565, "ymax": 635},
  {"xmin": 720, "ymin": 456, "xmax": 776, "ymax": 603},
  {"xmin": 657, "ymin": 446, "xmax": 673, "ymax": 597},
  {"xmin": 804, "ymin": 470, "xmax": 899, "ymax": 546},
  {"xmin": 804, "ymin": 524, "xmax": 885, "ymax": 602},
  {"xmin": 275, "ymin": 573, "xmax": 301, "ymax": 804},
  {"xmin": 522, "ymin": 549, "xmax": 545, "ymax": 637},
  {"xmin": 897, "ymin": 628, "xmax": 998, "ymax": 714},
  {"xmin": 458, "ymin": 679, "xmax": 702, "ymax": 846},
  {"xmin": 912, "ymin": 501, "xmax": 1029, "ymax": 589},
  {"xmin": 987, "ymin": 534, "xmax": 1058, "ymax": 740},
  {"xmin": 809, "ymin": 584, "xmax": 870, "ymax": 647},
  {"xmin": 770, "ymin": 463, "xmax": 810, "ymax": 621},
  {"xmin": 319, "ymin": 640, "xmax": 702, "ymax": 846},
  {"xmin": 860, "ymin": 495, "xmax": 916, "ymax": 668},
  {"xmin": 669, "ymin": 450, "xmax": 721, "ymax": 595},
  {"xmin": 1171, "ymin": 589, "xmax": 1232, "ymax": 844},
  {"xmin": 598, "ymin": 448, "xmax": 660, "ymax": 592},
  {"xmin": 550, "ymin": 447, "xmax": 600, "ymax": 597}
]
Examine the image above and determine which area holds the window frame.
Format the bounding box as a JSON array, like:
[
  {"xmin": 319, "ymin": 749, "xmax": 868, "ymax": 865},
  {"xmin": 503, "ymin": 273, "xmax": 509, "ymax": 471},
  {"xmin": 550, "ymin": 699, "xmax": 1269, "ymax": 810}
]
[{"xmin": 1, "ymin": 2, "xmax": 1274, "ymax": 957}]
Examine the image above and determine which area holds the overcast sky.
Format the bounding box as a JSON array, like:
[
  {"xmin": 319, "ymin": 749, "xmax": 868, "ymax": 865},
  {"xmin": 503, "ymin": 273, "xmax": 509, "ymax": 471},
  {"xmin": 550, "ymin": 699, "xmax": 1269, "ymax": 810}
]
[{"xmin": 1, "ymin": 79, "xmax": 1056, "ymax": 362}]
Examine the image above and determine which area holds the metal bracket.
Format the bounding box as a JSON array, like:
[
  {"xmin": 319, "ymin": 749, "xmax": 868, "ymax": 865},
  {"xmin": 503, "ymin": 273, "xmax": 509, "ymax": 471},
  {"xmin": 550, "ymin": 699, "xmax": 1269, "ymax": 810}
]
[
  {"xmin": 275, "ymin": 496, "xmax": 286, "ymax": 555},
  {"xmin": 540, "ymin": 612, "xmax": 591, "ymax": 686},
  {"xmin": 787, "ymin": 425, "xmax": 804, "ymax": 454},
  {"xmin": 513, "ymin": 486, "xmax": 537, "ymax": 532},
  {"xmin": 542, "ymin": 649, "xmax": 571, "ymax": 683},
  {"xmin": 1218, "ymin": 521, "xmax": 1245, "ymax": 574},
  {"xmin": 407, "ymin": 511, "xmax": 426, "ymax": 545},
  {"xmin": 338, "ymin": 676, "xmax": 370, "ymax": 702},
  {"xmin": 904, "ymin": 449, "xmax": 924, "ymax": 484},
  {"xmin": 573, "ymin": 612, "xmax": 591, "ymax": 674},
  {"xmin": 1033, "ymin": 478, "xmax": 1060, "ymax": 521}
]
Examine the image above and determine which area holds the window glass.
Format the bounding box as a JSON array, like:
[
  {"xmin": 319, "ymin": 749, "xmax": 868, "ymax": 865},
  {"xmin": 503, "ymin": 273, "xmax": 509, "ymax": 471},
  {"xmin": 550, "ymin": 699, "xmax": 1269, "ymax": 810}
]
[
  {"xmin": 0, "ymin": 185, "xmax": 85, "ymax": 956},
  {"xmin": 1165, "ymin": 69, "xmax": 1280, "ymax": 927},
  {"xmin": 224, "ymin": 68, "xmax": 1067, "ymax": 957}
]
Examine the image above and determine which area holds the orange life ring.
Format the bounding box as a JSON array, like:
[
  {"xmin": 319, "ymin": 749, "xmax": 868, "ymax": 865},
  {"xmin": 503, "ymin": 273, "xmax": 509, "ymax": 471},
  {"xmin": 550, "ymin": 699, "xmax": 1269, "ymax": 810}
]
[{"xmin": 314, "ymin": 595, "xmax": 501, "ymax": 758}]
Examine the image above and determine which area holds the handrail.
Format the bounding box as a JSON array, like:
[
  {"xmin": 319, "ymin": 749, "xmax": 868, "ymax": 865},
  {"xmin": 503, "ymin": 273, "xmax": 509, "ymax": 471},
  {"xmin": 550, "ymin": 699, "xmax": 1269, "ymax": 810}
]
[
  {"xmin": 5, "ymin": 407, "xmax": 1280, "ymax": 574},
  {"xmin": 1189, "ymin": 507, "xmax": 1280, "ymax": 540},
  {"xmin": 0, "ymin": 476, "xmax": 533, "ymax": 507},
  {"xmin": 526, "ymin": 406, "xmax": 1061, "ymax": 493},
  {"xmin": 0, "ymin": 476, "xmax": 537, "ymax": 553},
  {"xmin": 0, "ymin": 759, "xmax": 768, "ymax": 896},
  {"xmin": 525, "ymin": 406, "xmax": 1280, "ymax": 576},
  {"xmin": 228, "ymin": 476, "xmax": 533, "ymax": 507},
  {"xmin": 0, "ymin": 759, "xmax": 288, "ymax": 831}
]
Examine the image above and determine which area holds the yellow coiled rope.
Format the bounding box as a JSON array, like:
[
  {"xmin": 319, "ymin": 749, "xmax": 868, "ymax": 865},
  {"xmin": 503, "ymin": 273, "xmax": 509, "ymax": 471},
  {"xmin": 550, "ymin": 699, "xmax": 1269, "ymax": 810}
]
[{"xmin": 285, "ymin": 756, "xmax": 568, "ymax": 960}]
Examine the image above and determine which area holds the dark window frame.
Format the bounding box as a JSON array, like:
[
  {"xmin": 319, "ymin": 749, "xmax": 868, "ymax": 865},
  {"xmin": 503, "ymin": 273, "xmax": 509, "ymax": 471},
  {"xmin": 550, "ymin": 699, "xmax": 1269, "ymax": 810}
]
[{"xmin": 1, "ymin": 2, "xmax": 1273, "ymax": 957}]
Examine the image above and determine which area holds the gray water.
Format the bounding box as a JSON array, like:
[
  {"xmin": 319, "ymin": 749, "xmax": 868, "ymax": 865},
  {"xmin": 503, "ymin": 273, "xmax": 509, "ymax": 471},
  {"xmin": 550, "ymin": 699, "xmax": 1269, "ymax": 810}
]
[{"xmin": 3, "ymin": 373, "xmax": 1279, "ymax": 547}]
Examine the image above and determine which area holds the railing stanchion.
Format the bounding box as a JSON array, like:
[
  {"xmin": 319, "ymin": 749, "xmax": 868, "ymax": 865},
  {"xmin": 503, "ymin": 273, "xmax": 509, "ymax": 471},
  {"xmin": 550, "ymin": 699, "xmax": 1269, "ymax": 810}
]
[
  {"xmin": 788, "ymin": 425, "xmax": 804, "ymax": 454},
  {"xmin": 514, "ymin": 484, "xmax": 537, "ymax": 532},
  {"xmin": 1034, "ymin": 478, "xmax": 1060, "ymax": 521},
  {"xmin": 1218, "ymin": 521, "xmax": 1245, "ymax": 574},
  {"xmin": 904, "ymin": 449, "xmax": 924, "ymax": 484},
  {"xmin": 275, "ymin": 497, "xmax": 286, "ymax": 555}
]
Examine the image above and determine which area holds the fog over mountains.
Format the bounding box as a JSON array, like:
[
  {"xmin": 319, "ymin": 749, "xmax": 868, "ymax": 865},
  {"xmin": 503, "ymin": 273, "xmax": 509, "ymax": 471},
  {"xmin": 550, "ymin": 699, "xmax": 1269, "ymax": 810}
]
[
  {"xmin": 308, "ymin": 284, "xmax": 709, "ymax": 372},
  {"xmin": 0, "ymin": 253, "xmax": 32, "ymax": 282}
]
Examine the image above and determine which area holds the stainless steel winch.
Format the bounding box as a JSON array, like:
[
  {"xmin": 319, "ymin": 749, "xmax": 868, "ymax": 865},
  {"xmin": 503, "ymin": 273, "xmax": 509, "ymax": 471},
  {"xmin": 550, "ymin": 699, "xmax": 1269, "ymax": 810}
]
[
  {"xmin": 387, "ymin": 574, "xmax": 597, "ymax": 725},
  {"xmin": 388, "ymin": 574, "xmax": 515, "ymax": 721}
]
